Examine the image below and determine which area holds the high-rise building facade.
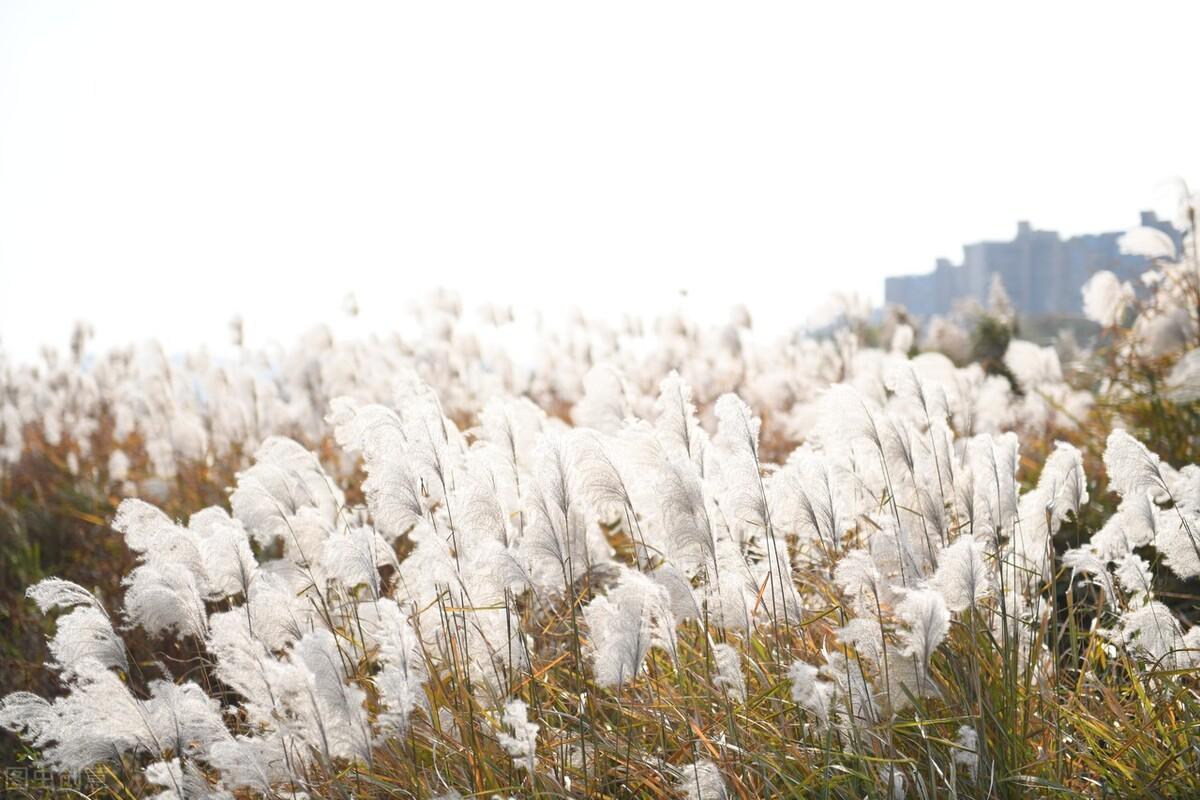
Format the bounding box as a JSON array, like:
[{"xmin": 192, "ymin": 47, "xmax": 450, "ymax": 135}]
[{"xmin": 885, "ymin": 212, "xmax": 1182, "ymax": 317}]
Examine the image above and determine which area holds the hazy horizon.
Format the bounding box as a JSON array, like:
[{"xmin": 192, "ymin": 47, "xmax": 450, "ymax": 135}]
[{"xmin": 3, "ymin": 1, "xmax": 1199, "ymax": 359}]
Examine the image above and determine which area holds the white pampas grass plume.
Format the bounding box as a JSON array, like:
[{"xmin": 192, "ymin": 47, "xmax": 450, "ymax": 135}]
[
  {"xmin": 817, "ymin": 383, "xmax": 888, "ymax": 464},
  {"xmin": 478, "ymin": 396, "xmax": 546, "ymax": 474},
  {"xmin": 965, "ymin": 432, "xmax": 1020, "ymax": 539},
  {"xmin": 0, "ymin": 659, "xmax": 157, "ymax": 774},
  {"xmin": 1104, "ymin": 429, "xmax": 1170, "ymax": 498},
  {"xmin": 321, "ymin": 525, "xmax": 396, "ymax": 598},
  {"xmin": 1119, "ymin": 226, "xmax": 1177, "ymax": 260},
  {"xmin": 190, "ymin": 507, "xmax": 259, "ymax": 600},
  {"xmin": 1154, "ymin": 511, "xmax": 1200, "ymax": 580},
  {"xmin": 1114, "ymin": 552, "xmax": 1153, "ymax": 599},
  {"xmin": 771, "ymin": 448, "xmax": 852, "ymax": 554},
  {"xmin": 230, "ymin": 437, "xmax": 343, "ymax": 546},
  {"xmin": 659, "ymin": 456, "xmax": 718, "ymax": 570},
  {"xmin": 654, "ymin": 371, "xmax": 707, "ymax": 465},
  {"xmin": 245, "ymin": 570, "xmax": 313, "ymax": 650},
  {"xmin": 0, "ymin": 693, "xmax": 55, "ymax": 753},
  {"xmin": 108, "ymin": 449, "xmax": 130, "ymax": 482},
  {"xmin": 886, "ymin": 361, "xmax": 951, "ymax": 426},
  {"xmin": 788, "ymin": 660, "xmax": 834, "ymax": 729},
  {"xmin": 714, "ymin": 393, "xmax": 762, "ymax": 466},
  {"xmin": 207, "ymin": 733, "xmax": 294, "ymax": 794},
  {"xmin": 124, "ymin": 561, "xmax": 208, "ymax": 639},
  {"xmin": 328, "ymin": 398, "xmax": 406, "ymax": 461},
  {"xmin": 363, "ymin": 455, "xmax": 425, "ymax": 541},
  {"xmin": 882, "ymin": 765, "xmax": 907, "ymax": 800},
  {"xmin": 328, "ymin": 398, "xmax": 425, "ymax": 541},
  {"xmin": 1038, "ymin": 442, "xmax": 1088, "ymax": 522},
  {"xmin": 583, "ymin": 568, "xmax": 676, "ymax": 688},
  {"xmin": 954, "ymin": 724, "xmax": 980, "ymax": 780},
  {"xmin": 456, "ymin": 466, "xmax": 511, "ymax": 546},
  {"xmin": 26, "ymin": 578, "xmax": 106, "ymax": 614},
  {"xmin": 1116, "ymin": 601, "xmax": 1189, "ymax": 668},
  {"xmin": 714, "ymin": 393, "xmax": 776, "ymax": 554},
  {"xmin": 897, "ymin": 588, "xmax": 950, "ymax": 679},
  {"xmin": 710, "ymin": 642, "xmax": 746, "ymax": 703},
  {"xmin": 47, "ymin": 606, "xmax": 129, "ymax": 676},
  {"xmin": 836, "ymin": 617, "xmax": 887, "ymax": 665},
  {"xmin": 524, "ymin": 434, "xmax": 588, "ymax": 588},
  {"xmin": 570, "ymin": 432, "xmax": 637, "ymax": 524},
  {"xmin": 573, "ymin": 364, "xmax": 631, "ymax": 435},
  {"xmin": 1166, "ymin": 349, "xmax": 1200, "ymax": 404},
  {"xmin": 496, "ymin": 698, "xmax": 539, "ymax": 772},
  {"xmin": 676, "ymin": 759, "xmax": 728, "ymax": 800},
  {"xmin": 652, "ymin": 563, "xmax": 702, "ymax": 621},
  {"xmin": 143, "ymin": 758, "xmax": 223, "ymax": 800},
  {"xmin": 1082, "ymin": 271, "xmax": 1135, "ymax": 328},
  {"xmin": 1062, "ymin": 547, "xmax": 1118, "ymax": 609},
  {"xmin": 292, "ymin": 629, "xmax": 373, "ymax": 762},
  {"xmin": 112, "ymin": 498, "xmax": 181, "ymax": 556},
  {"xmin": 143, "ymin": 678, "xmax": 231, "ymax": 760},
  {"xmin": 834, "ymin": 549, "xmax": 884, "ymax": 614},
  {"xmin": 930, "ymin": 536, "xmax": 992, "ymax": 612},
  {"xmin": 1090, "ymin": 492, "xmax": 1158, "ymax": 559},
  {"xmin": 890, "ymin": 323, "xmax": 914, "ymax": 354},
  {"xmin": 367, "ymin": 599, "xmax": 428, "ymax": 734},
  {"xmin": 204, "ymin": 611, "xmax": 284, "ymax": 728},
  {"xmin": 1004, "ymin": 340, "xmax": 1063, "ymax": 391}
]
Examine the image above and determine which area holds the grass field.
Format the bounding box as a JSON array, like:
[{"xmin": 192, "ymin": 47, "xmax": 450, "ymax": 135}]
[{"xmin": 2, "ymin": 244, "xmax": 1200, "ymax": 799}]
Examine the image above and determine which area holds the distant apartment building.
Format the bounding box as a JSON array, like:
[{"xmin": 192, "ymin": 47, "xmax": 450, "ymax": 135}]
[{"xmin": 884, "ymin": 212, "xmax": 1182, "ymax": 317}]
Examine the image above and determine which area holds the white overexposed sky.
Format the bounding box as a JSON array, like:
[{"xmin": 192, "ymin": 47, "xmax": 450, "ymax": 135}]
[{"xmin": 2, "ymin": 1, "xmax": 1199, "ymax": 359}]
